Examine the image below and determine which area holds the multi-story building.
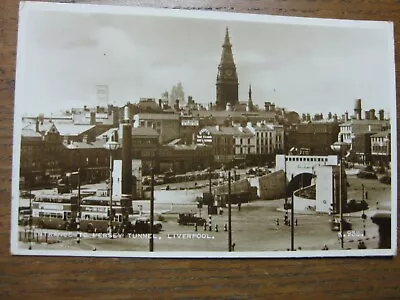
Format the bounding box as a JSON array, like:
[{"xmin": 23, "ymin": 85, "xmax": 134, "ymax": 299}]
[
  {"xmin": 179, "ymin": 115, "xmax": 201, "ymax": 144},
  {"xmin": 338, "ymin": 100, "xmax": 389, "ymax": 165},
  {"xmin": 246, "ymin": 121, "xmax": 284, "ymax": 156},
  {"xmin": 159, "ymin": 143, "xmax": 213, "ymax": 174},
  {"xmin": 197, "ymin": 125, "xmax": 237, "ymax": 165},
  {"xmin": 286, "ymin": 120, "xmax": 339, "ymax": 156},
  {"xmin": 96, "ymin": 127, "xmax": 160, "ymax": 175},
  {"xmin": 371, "ymin": 130, "xmax": 391, "ymax": 168},
  {"xmin": 63, "ymin": 140, "xmax": 109, "ymax": 184},
  {"xmin": 133, "ymin": 113, "xmax": 180, "ymax": 144},
  {"xmin": 20, "ymin": 122, "xmax": 63, "ymax": 188},
  {"xmin": 196, "ymin": 121, "xmax": 285, "ymax": 166},
  {"xmin": 232, "ymin": 126, "xmax": 254, "ymax": 161}
]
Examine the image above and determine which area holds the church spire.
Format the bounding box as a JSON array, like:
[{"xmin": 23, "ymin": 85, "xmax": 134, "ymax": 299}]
[
  {"xmin": 248, "ymin": 83, "xmax": 252, "ymax": 101},
  {"xmin": 220, "ymin": 26, "xmax": 235, "ymax": 65},
  {"xmin": 216, "ymin": 27, "xmax": 239, "ymax": 110},
  {"xmin": 247, "ymin": 83, "xmax": 253, "ymax": 112}
]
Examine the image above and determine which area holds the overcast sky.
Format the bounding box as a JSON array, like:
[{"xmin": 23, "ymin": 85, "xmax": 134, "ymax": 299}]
[{"xmin": 16, "ymin": 3, "xmax": 395, "ymax": 118}]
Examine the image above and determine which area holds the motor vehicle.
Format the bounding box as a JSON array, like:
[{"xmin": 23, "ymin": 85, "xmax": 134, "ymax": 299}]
[
  {"xmin": 357, "ymin": 166, "xmax": 378, "ymax": 179},
  {"xmin": 142, "ymin": 176, "xmax": 151, "ymax": 186},
  {"xmin": 330, "ymin": 218, "xmax": 352, "ymax": 231},
  {"xmin": 380, "ymin": 174, "xmax": 391, "ymax": 184},
  {"xmin": 132, "ymin": 217, "xmax": 162, "ymax": 234},
  {"xmin": 19, "ymin": 191, "xmax": 35, "ymax": 199},
  {"xmin": 18, "ymin": 208, "xmax": 31, "ymax": 226},
  {"xmin": 177, "ymin": 213, "xmax": 206, "ymax": 226},
  {"xmin": 346, "ymin": 199, "xmax": 369, "ymax": 212}
]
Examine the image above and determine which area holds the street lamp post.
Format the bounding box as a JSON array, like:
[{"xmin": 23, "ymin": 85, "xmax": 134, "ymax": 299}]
[
  {"xmin": 71, "ymin": 168, "xmax": 81, "ymax": 244},
  {"xmin": 361, "ymin": 184, "xmax": 366, "ymax": 237},
  {"xmin": 290, "ymin": 174, "xmax": 295, "ymax": 251},
  {"xmin": 150, "ymin": 166, "xmax": 154, "ymax": 252},
  {"xmin": 228, "ymin": 170, "xmax": 232, "ymax": 252},
  {"xmin": 28, "ymin": 175, "xmax": 33, "ymax": 250},
  {"xmin": 208, "ymin": 163, "xmax": 212, "ymax": 195},
  {"xmin": 104, "ymin": 139, "xmax": 120, "ymax": 239},
  {"xmin": 331, "ymin": 142, "xmax": 348, "ymax": 249}
]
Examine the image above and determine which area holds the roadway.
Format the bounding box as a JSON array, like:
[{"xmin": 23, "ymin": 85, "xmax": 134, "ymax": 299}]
[{"xmin": 17, "ymin": 173, "xmax": 390, "ymax": 253}]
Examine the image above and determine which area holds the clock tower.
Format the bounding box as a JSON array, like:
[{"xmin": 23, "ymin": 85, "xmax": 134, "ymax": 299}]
[{"xmin": 216, "ymin": 27, "xmax": 239, "ymax": 110}]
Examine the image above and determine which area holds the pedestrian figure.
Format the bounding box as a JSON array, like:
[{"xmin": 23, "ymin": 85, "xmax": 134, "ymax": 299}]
[
  {"xmin": 219, "ymin": 207, "xmax": 223, "ymax": 215},
  {"xmin": 194, "ymin": 223, "xmax": 198, "ymax": 232},
  {"xmin": 203, "ymin": 223, "xmax": 207, "ymax": 231},
  {"xmin": 295, "ymin": 218, "xmax": 298, "ymax": 226},
  {"xmin": 224, "ymin": 224, "xmax": 228, "ymax": 232},
  {"xmin": 209, "ymin": 225, "xmax": 212, "ymax": 232},
  {"xmin": 276, "ymin": 219, "xmax": 279, "ymax": 226},
  {"xmin": 232, "ymin": 243, "xmax": 236, "ymax": 252},
  {"xmin": 322, "ymin": 244, "xmax": 329, "ymax": 251},
  {"xmin": 215, "ymin": 224, "xmax": 218, "ymax": 232},
  {"xmin": 238, "ymin": 202, "xmax": 241, "ymax": 211}
]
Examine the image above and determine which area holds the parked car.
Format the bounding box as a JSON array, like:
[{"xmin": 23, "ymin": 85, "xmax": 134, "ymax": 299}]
[
  {"xmin": 357, "ymin": 166, "xmax": 378, "ymax": 179},
  {"xmin": 346, "ymin": 199, "xmax": 368, "ymax": 212},
  {"xmin": 380, "ymin": 174, "xmax": 391, "ymax": 184},
  {"xmin": 177, "ymin": 213, "xmax": 206, "ymax": 226},
  {"xmin": 19, "ymin": 191, "xmax": 35, "ymax": 199},
  {"xmin": 132, "ymin": 217, "xmax": 162, "ymax": 234}
]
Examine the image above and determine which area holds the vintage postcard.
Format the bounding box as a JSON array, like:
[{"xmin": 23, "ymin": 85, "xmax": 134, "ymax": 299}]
[{"xmin": 11, "ymin": 1, "xmax": 397, "ymax": 258}]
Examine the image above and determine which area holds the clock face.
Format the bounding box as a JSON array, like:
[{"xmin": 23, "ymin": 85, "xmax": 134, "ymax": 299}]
[{"xmin": 226, "ymin": 70, "xmax": 233, "ymax": 77}]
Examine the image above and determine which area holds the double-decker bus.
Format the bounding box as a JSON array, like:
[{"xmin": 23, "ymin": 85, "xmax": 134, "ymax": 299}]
[
  {"xmin": 79, "ymin": 195, "xmax": 134, "ymax": 233},
  {"xmin": 31, "ymin": 193, "xmax": 78, "ymax": 230},
  {"xmin": 30, "ymin": 191, "xmax": 160, "ymax": 234}
]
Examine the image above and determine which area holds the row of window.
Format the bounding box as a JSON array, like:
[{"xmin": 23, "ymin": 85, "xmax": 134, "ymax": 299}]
[
  {"xmin": 372, "ymin": 146, "xmax": 389, "ymax": 153},
  {"xmin": 38, "ymin": 212, "xmax": 66, "ymax": 219},
  {"xmin": 372, "ymin": 137, "xmax": 389, "ymax": 143},
  {"xmin": 285, "ymin": 157, "xmax": 328, "ymax": 162}
]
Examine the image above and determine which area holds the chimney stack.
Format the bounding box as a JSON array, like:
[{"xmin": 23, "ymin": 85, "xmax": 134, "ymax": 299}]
[
  {"xmin": 379, "ymin": 109, "xmax": 385, "ymax": 121},
  {"xmin": 344, "ymin": 111, "xmax": 349, "ymax": 121},
  {"xmin": 270, "ymin": 103, "xmax": 275, "ymax": 112},
  {"xmin": 158, "ymin": 99, "xmax": 162, "ymax": 108},
  {"xmin": 328, "ymin": 112, "xmax": 332, "ymax": 120},
  {"xmin": 354, "ymin": 98, "xmax": 362, "ymax": 120},
  {"xmin": 370, "ymin": 109, "xmax": 376, "ymax": 120},
  {"xmin": 175, "ymin": 99, "xmax": 180, "ymax": 111},
  {"xmin": 333, "ymin": 114, "xmax": 338, "ymax": 122},
  {"xmin": 112, "ymin": 107, "xmax": 120, "ymax": 127},
  {"xmin": 90, "ymin": 111, "xmax": 96, "ymax": 125},
  {"xmin": 35, "ymin": 117, "xmax": 40, "ymax": 132},
  {"xmin": 120, "ymin": 105, "xmax": 132, "ymax": 197}
]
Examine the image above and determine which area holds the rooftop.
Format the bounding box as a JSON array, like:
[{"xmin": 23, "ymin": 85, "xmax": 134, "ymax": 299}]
[
  {"xmin": 63, "ymin": 140, "xmax": 107, "ymax": 150},
  {"xmin": 134, "ymin": 113, "xmax": 179, "ymax": 120},
  {"xmin": 203, "ymin": 125, "xmax": 254, "ymax": 137},
  {"xmin": 371, "ymin": 130, "xmax": 391, "ymax": 138}
]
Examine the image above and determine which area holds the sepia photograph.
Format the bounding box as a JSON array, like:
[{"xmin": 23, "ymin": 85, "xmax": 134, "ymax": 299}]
[{"xmin": 11, "ymin": 1, "xmax": 397, "ymax": 258}]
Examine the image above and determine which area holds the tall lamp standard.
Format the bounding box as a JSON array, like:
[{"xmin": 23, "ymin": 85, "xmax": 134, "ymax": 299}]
[
  {"xmin": 331, "ymin": 141, "xmax": 348, "ymax": 249},
  {"xmin": 28, "ymin": 174, "xmax": 33, "ymax": 250},
  {"xmin": 227, "ymin": 170, "xmax": 232, "ymax": 252},
  {"xmin": 104, "ymin": 139, "xmax": 120, "ymax": 239},
  {"xmin": 149, "ymin": 165, "xmax": 155, "ymax": 252}
]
